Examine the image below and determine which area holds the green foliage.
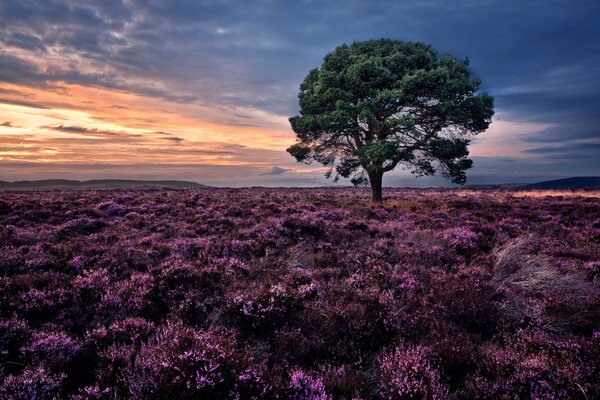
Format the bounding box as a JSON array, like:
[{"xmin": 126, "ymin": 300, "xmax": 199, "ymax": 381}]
[
  {"xmin": 286, "ymin": 39, "xmax": 494, "ymax": 195},
  {"xmin": 287, "ymin": 143, "xmax": 311, "ymax": 162}
]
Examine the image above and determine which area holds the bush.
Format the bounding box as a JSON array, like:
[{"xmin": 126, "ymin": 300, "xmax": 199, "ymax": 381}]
[
  {"xmin": 0, "ymin": 188, "xmax": 598, "ymax": 397},
  {"xmin": 378, "ymin": 343, "xmax": 449, "ymax": 399}
]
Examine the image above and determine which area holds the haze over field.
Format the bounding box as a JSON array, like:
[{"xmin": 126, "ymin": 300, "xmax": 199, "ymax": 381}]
[{"xmin": 0, "ymin": 0, "xmax": 599, "ymax": 186}]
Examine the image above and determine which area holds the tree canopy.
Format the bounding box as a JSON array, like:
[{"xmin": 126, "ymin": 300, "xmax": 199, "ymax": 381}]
[{"xmin": 287, "ymin": 39, "xmax": 494, "ymax": 201}]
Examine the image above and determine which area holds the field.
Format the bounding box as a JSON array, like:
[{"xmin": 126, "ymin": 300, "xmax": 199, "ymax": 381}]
[{"xmin": 0, "ymin": 188, "xmax": 599, "ymax": 399}]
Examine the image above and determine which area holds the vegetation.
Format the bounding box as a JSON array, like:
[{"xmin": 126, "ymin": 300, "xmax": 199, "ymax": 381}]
[
  {"xmin": 287, "ymin": 39, "xmax": 494, "ymax": 202},
  {"xmin": 0, "ymin": 188, "xmax": 598, "ymax": 399}
]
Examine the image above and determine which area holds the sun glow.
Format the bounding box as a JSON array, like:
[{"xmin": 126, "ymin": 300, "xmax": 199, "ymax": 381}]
[{"xmin": 0, "ymin": 81, "xmax": 296, "ymax": 169}]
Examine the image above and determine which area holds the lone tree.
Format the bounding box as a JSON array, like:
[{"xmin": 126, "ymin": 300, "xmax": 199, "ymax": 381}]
[{"xmin": 287, "ymin": 39, "xmax": 494, "ymax": 202}]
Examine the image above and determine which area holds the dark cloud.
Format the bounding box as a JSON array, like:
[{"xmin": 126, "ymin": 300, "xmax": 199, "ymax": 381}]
[
  {"xmin": 262, "ymin": 166, "xmax": 288, "ymax": 175},
  {"xmin": 153, "ymin": 131, "xmax": 185, "ymax": 144},
  {"xmin": 1, "ymin": 121, "xmax": 18, "ymax": 127},
  {"xmin": 525, "ymin": 142, "xmax": 600, "ymax": 159},
  {"xmin": 42, "ymin": 124, "xmax": 142, "ymax": 138},
  {"xmin": 0, "ymin": 31, "xmax": 46, "ymax": 52},
  {"xmin": 0, "ymin": 97, "xmax": 49, "ymax": 109},
  {"xmin": 0, "ymin": 51, "xmax": 199, "ymax": 104},
  {"xmin": 134, "ymin": 147, "xmax": 234, "ymax": 156},
  {"xmin": 0, "ymin": 53, "xmax": 43, "ymax": 85},
  {"xmin": 160, "ymin": 136, "xmax": 185, "ymax": 144},
  {"xmin": 0, "ymin": 0, "xmax": 599, "ymax": 181}
]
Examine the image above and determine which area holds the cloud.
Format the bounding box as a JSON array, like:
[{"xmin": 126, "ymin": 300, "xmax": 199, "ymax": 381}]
[
  {"xmin": 261, "ymin": 166, "xmax": 289, "ymax": 175},
  {"xmin": 0, "ymin": 0, "xmax": 599, "ymax": 182},
  {"xmin": 0, "ymin": 97, "xmax": 49, "ymax": 109},
  {"xmin": 159, "ymin": 136, "xmax": 185, "ymax": 144},
  {"xmin": 0, "ymin": 121, "xmax": 18, "ymax": 127},
  {"xmin": 524, "ymin": 141, "xmax": 600, "ymax": 160},
  {"xmin": 42, "ymin": 124, "xmax": 142, "ymax": 138}
]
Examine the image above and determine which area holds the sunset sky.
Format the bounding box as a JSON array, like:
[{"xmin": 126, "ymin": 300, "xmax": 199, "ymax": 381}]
[{"xmin": 1, "ymin": 0, "xmax": 599, "ymax": 186}]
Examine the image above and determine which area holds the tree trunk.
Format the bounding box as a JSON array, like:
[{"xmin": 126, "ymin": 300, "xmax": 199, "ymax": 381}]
[{"xmin": 368, "ymin": 170, "xmax": 383, "ymax": 203}]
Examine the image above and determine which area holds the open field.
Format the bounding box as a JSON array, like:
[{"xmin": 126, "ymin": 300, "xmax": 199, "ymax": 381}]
[{"xmin": 0, "ymin": 188, "xmax": 599, "ymax": 399}]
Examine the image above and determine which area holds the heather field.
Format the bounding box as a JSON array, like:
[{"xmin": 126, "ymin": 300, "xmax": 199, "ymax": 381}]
[{"xmin": 0, "ymin": 188, "xmax": 599, "ymax": 399}]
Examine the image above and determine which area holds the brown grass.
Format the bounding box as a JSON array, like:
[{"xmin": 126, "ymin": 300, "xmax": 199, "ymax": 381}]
[{"xmin": 490, "ymin": 235, "xmax": 595, "ymax": 330}]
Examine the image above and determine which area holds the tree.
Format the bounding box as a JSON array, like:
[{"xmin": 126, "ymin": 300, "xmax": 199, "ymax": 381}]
[{"xmin": 287, "ymin": 39, "xmax": 494, "ymax": 202}]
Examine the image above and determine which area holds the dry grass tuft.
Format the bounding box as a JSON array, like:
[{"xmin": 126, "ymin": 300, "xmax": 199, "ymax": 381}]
[{"xmin": 491, "ymin": 235, "xmax": 595, "ymax": 330}]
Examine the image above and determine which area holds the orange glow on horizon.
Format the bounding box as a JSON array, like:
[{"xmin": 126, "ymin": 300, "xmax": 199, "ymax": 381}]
[
  {"xmin": 0, "ymin": 81, "xmax": 296, "ymax": 169},
  {"xmin": 0, "ymin": 81, "xmax": 560, "ymax": 185}
]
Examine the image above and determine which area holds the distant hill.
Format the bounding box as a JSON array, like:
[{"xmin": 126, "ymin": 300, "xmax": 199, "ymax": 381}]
[
  {"xmin": 465, "ymin": 183, "xmax": 527, "ymax": 189},
  {"xmin": 525, "ymin": 177, "xmax": 600, "ymax": 189},
  {"xmin": 0, "ymin": 179, "xmax": 208, "ymax": 191}
]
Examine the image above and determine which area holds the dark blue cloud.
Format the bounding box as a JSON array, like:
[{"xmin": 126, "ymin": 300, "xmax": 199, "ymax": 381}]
[
  {"xmin": 262, "ymin": 166, "xmax": 289, "ymax": 175},
  {"xmin": 0, "ymin": 0, "xmax": 599, "ymax": 182}
]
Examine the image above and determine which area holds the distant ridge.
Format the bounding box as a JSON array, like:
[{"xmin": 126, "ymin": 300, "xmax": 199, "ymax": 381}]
[
  {"xmin": 465, "ymin": 183, "xmax": 527, "ymax": 189},
  {"xmin": 525, "ymin": 177, "xmax": 600, "ymax": 189},
  {"xmin": 0, "ymin": 179, "xmax": 208, "ymax": 191}
]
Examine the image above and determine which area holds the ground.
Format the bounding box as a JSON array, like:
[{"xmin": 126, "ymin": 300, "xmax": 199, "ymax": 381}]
[{"xmin": 0, "ymin": 188, "xmax": 599, "ymax": 399}]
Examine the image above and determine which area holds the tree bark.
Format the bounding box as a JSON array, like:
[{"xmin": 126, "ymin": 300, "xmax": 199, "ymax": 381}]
[{"xmin": 368, "ymin": 170, "xmax": 384, "ymax": 203}]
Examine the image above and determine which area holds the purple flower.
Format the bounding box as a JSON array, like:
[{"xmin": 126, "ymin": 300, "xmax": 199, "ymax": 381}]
[
  {"xmin": 379, "ymin": 343, "xmax": 449, "ymax": 399},
  {"xmin": 289, "ymin": 369, "xmax": 331, "ymax": 400}
]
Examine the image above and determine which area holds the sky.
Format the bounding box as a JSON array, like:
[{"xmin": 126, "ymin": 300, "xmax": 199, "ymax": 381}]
[{"xmin": 0, "ymin": 0, "xmax": 599, "ymax": 187}]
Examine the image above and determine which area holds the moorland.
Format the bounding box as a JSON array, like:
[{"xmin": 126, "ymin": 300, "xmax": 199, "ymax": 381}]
[{"xmin": 0, "ymin": 188, "xmax": 599, "ymax": 399}]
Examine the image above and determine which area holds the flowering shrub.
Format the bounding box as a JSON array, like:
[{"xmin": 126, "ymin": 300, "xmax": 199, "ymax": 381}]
[
  {"xmin": 465, "ymin": 325, "xmax": 596, "ymax": 399},
  {"xmin": 128, "ymin": 321, "xmax": 267, "ymax": 399},
  {"xmin": 59, "ymin": 217, "xmax": 105, "ymax": 236},
  {"xmin": 378, "ymin": 343, "xmax": 449, "ymax": 399},
  {"xmin": 0, "ymin": 188, "xmax": 598, "ymax": 398},
  {"xmin": 289, "ymin": 369, "xmax": 332, "ymax": 400},
  {"xmin": 97, "ymin": 201, "xmax": 126, "ymax": 217},
  {"xmin": 22, "ymin": 331, "xmax": 82, "ymax": 371},
  {"xmin": 0, "ymin": 317, "xmax": 30, "ymax": 369},
  {"xmin": 0, "ymin": 366, "xmax": 64, "ymax": 400}
]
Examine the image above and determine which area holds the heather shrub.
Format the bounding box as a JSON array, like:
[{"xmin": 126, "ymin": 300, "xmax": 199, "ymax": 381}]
[
  {"xmin": 86, "ymin": 317, "xmax": 156, "ymax": 350},
  {"xmin": 93, "ymin": 343, "xmax": 137, "ymax": 398},
  {"xmin": 465, "ymin": 326, "xmax": 596, "ymax": 399},
  {"xmin": 0, "ymin": 317, "xmax": 30, "ymax": 370},
  {"xmin": 69, "ymin": 255, "xmax": 87, "ymax": 271},
  {"xmin": 441, "ymin": 227, "xmax": 480, "ymax": 253},
  {"xmin": 74, "ymin": 268, "xmax": 112, "ymax": 305},
  {"xmin": 128, "ymin": 321, "xmax": 266, "ymax": 399},
  {"xmin": 155, "ymin": 260, "xmax": 231, "ymax": 324},
  {"xmin": 378, "ymin": 343, "xmax": 449, "ymax": 399},
  {"xmin": 229, "ymin": 283, "xmax": 299, "ymax": 336},
  {"xmin": 0, "ymin": 246, "xmax": 25, "ymax": 274},
  {"xmin": 0, "ymin": 199, "xmax": 10, "ymax": 215},
  {"xmin": 423, "ymin": 324, "xmax": 481, "ymax": 391},
  {"xmin": 0, "ymin": 188, "xmax": 598, "ymax": 397},
  {"xmin": 59, "ymin": 218, "xmax": 105, "ymax": 236},
  {"xmin": 22, "ymin": 244, "xmax": 56, "ymax": 270},
  {"xmin": 585, "ymin": 261, "xmax": 600, "ymax": 282},
  {"xmin": 100, "ymin": 272, "xmax": 155, "ymax": 318},
  {"xmin": 288, "ymin": 369, "xmax": 331, "ymax": 400},
  {"xmin": 70, "ymin": 385, "xmax": 119, "ymax": 400},
  {"xmin": 97, "ymin": 201, "xmax": 126, "ymax": 217},
  {"xmin": 18, "ymin": 285, "xmax": 70, "ymax": 321},
  {"xmin": 0, "ymin": 366, "xmax": 64, "ymax": 400},
  {"xmin": 22, "ymin": 331, "xmax": 82, "ymax": 371}
]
